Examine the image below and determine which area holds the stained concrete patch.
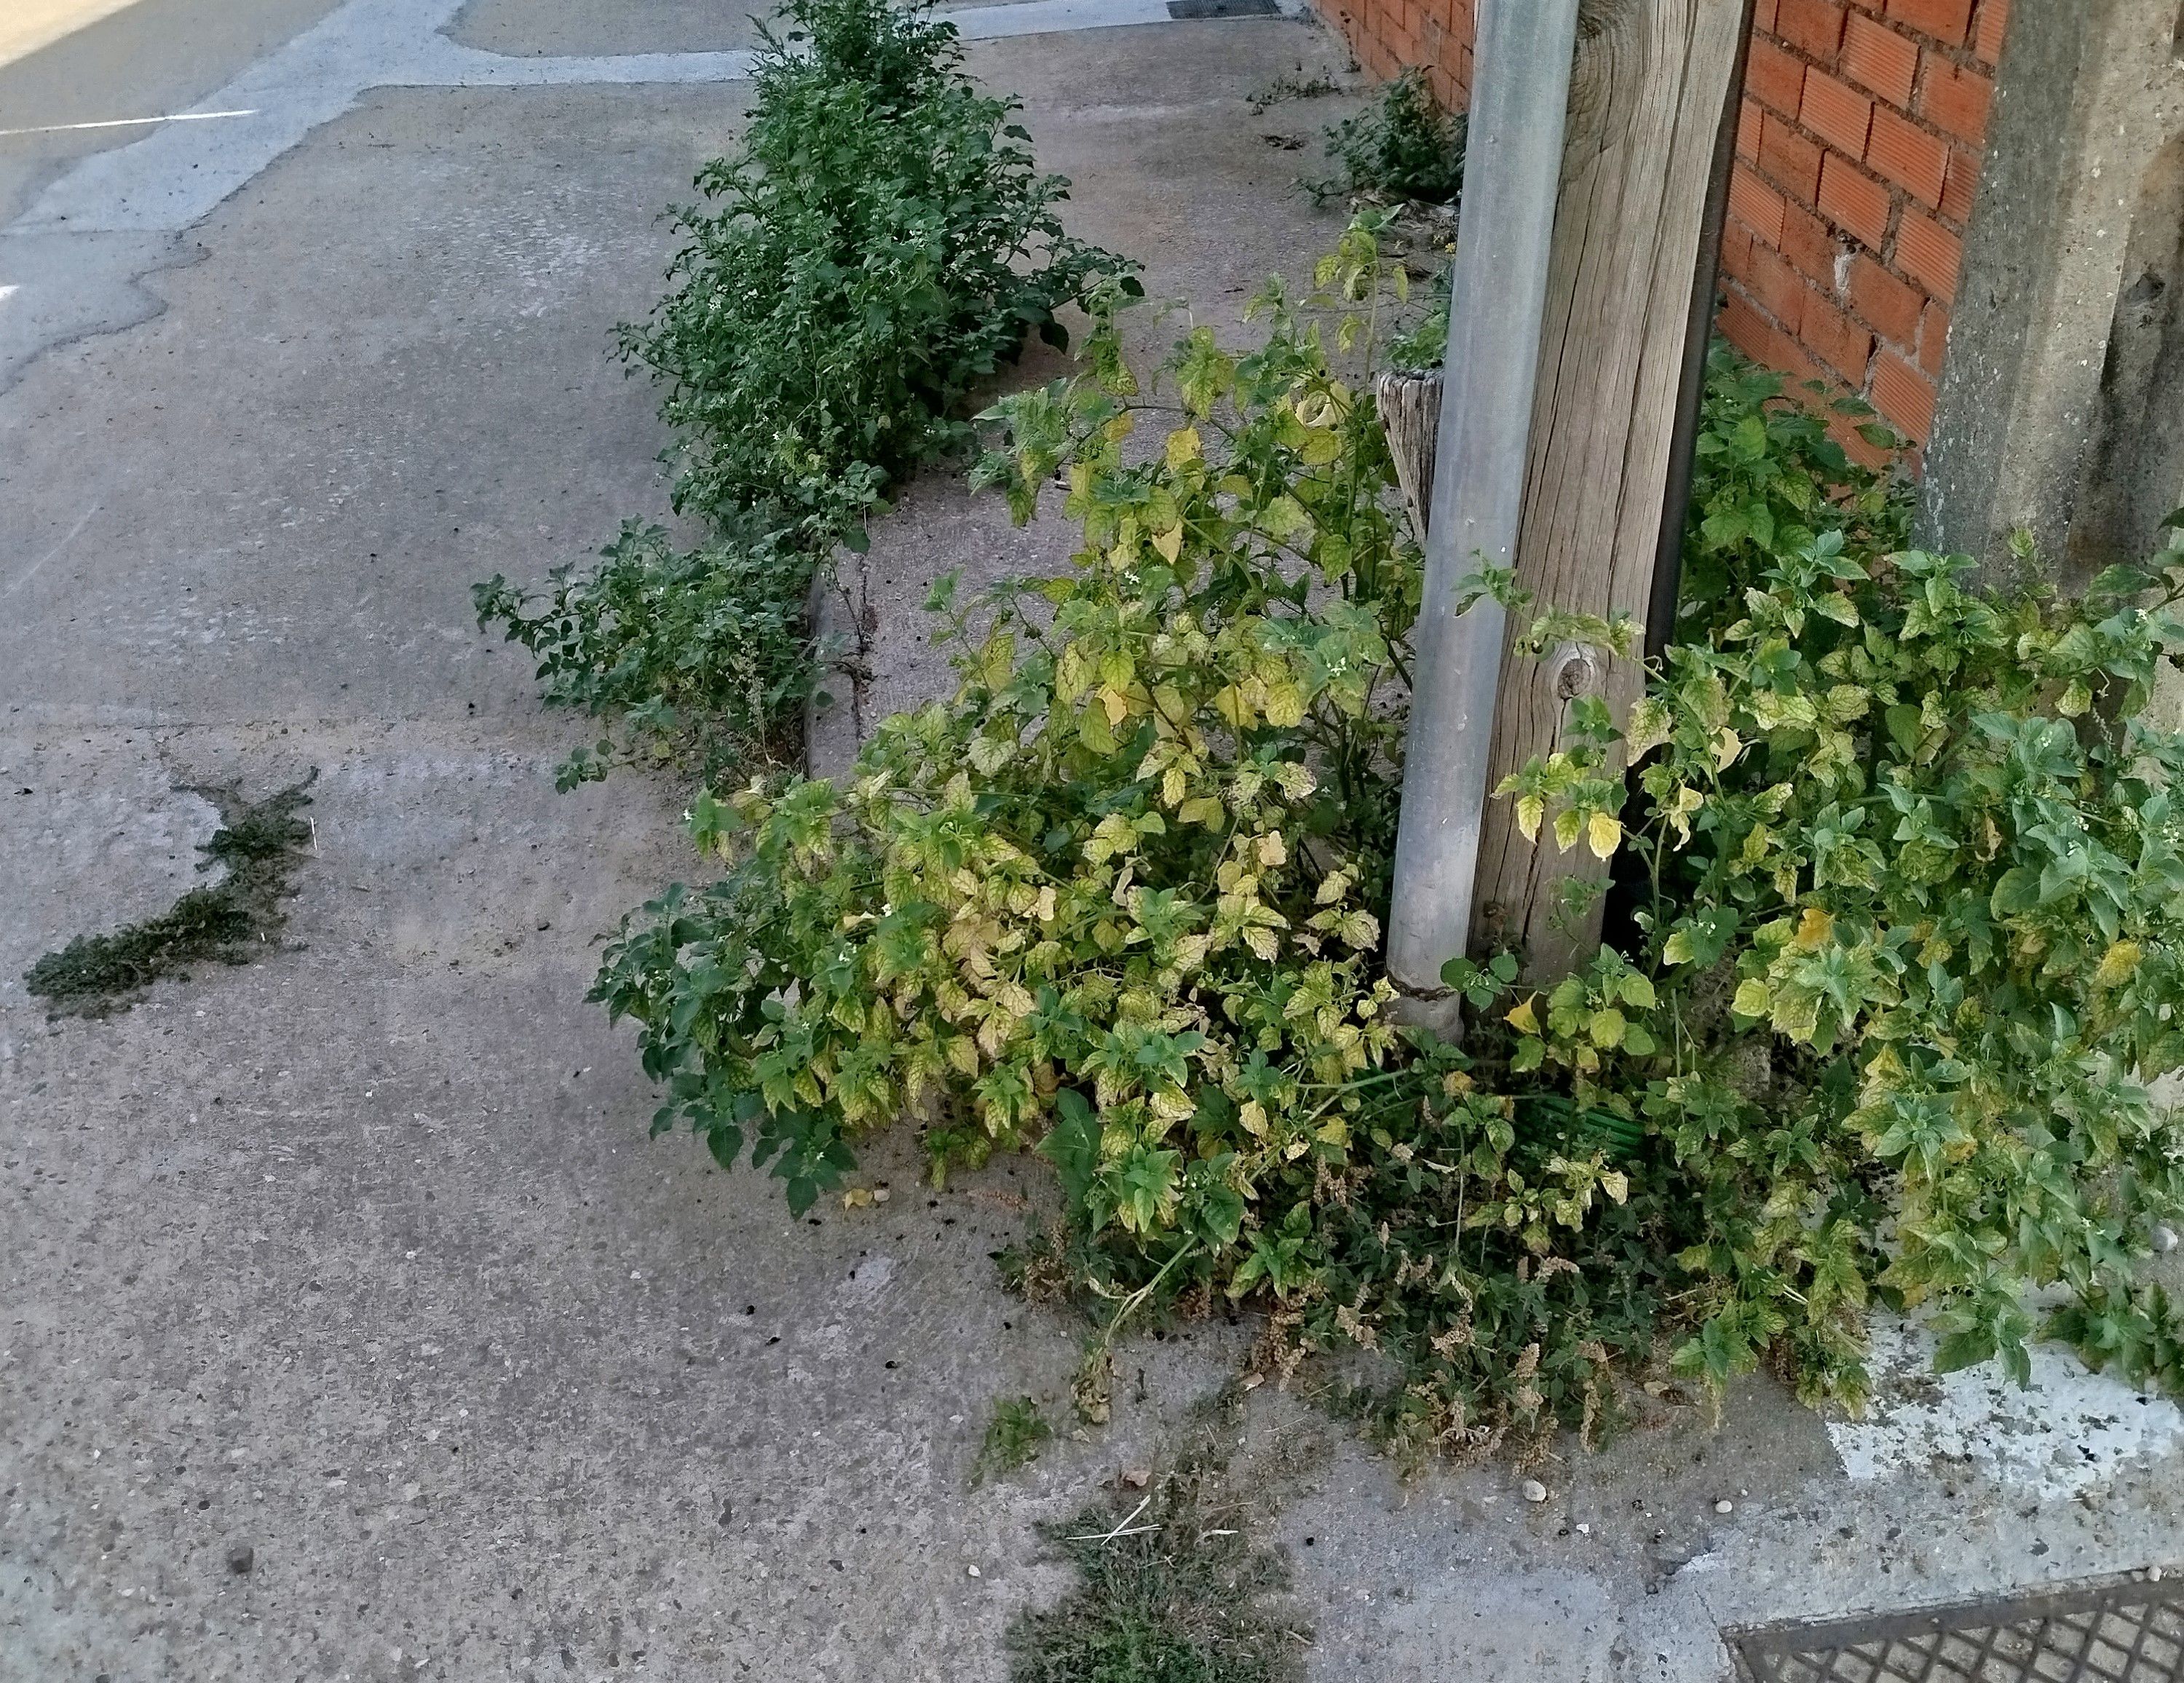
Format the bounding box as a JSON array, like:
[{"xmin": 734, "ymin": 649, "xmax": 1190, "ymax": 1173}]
[
  {"xmin": 1830, "ymin": 1316, "xmax": 2184, "ymax": 1502},
  {"xmin": 1, "ymin": 746, "xmax": 227, "ymax": 1011},
  {"xmin": 24, "ymin": 773, "xmax": 317, "ymax": 1019}
]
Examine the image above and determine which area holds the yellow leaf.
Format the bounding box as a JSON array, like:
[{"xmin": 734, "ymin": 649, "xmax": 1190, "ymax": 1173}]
[
  {"xmin": 1150, "ymin": 1087, "xmax": 1196, "ymax": 1123},
  {"xmin": 1152, "ymin": 524, "xmax": 1183, "ymax": 563},
  {"xmin": 1516, "ymin": 794, "xmax": 1546, "ymax": 842},
  {"xmin": 2094, "ymin": 939, "xmax": 2143, "ymax": 989},
  {"xmin": 1262, "ymin": 679, "xmax": 1306, "ymax": 728},
  {"xmin": 1165, "ymin": 427, "xmax": 1202, "ymax": 469},
  {"xmin": 1257, "ymin": 831, "xmax": 1287, "ymax": 868},
  {"xmin": 1586, "ymin": 812, "xmax": 1623, "ymax": 860},
  {"xmin": 1731, "ymin": 978, "xmax": 1772, "ymax": 1018},
  {"xmin": 1623, "ymin": 697, "xmax": 1671, "ymax": 757},
  {"xmin": 1668, "ymin": 785, "xmax": 1703, "ymax": 845},
  {"xmin": 1714, "ymin": 727, "xmax": 1744, "ymax": 771},
  {"xmin": 1506, "ymin": 995, "xmax": 1540, "ymax": 1036},
  {"xmin": 1297, "ymin": 427, "xmax": 1342, "ymax": 466},
  {"xmin": 1101, "ymin": 685, "xmax": 1131, "ymax": 726},
  {"xmin": 1794, "ymin": 907, "xmax": 1834, "ymax": 951}
]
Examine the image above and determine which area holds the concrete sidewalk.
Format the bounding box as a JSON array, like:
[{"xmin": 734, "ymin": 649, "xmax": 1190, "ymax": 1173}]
[{"xmin": 2, "ymin": 1, "xmax": 2180, "ymax": 1680}]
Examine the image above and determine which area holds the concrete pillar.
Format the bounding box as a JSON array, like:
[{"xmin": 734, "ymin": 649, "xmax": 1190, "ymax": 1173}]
[{"xmin": 1918, "ymin": 0, "xmax": 2184, "ymax": 583}]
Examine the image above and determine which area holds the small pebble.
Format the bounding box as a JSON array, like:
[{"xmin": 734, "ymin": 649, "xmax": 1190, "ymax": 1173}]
[
  {"xmin": 1714, "ymin": 1500, "xmax": 1734, "ymax": 1515},
  {"xmin": 967, "ymin": 1564, "xmax": 981, "ymax": 1577},
  {"xmin": 226, "ymin": 1543, "xmax": 254, "ymax": 1575},
  {"xmin": 2153, "ymin": 1566, "xmax": 2165, "ymax": 1583},
  {"xmin": 1575, "ymin": 1523, "xmax": 1590, "ymax": 1535},
  {"xmin": 1522, "ymin": 1479, "xmax": 1548, "ymax": 1504},
  {"xmin": 2154, "ymin": 1224, "xmax": 2179, "ymax": 1254}
]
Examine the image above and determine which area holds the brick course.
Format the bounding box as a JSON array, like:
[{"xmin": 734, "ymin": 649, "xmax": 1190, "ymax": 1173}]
[{"xmin": 1313, "ymin": 0, "xmax": 2011, "ymax": 456}]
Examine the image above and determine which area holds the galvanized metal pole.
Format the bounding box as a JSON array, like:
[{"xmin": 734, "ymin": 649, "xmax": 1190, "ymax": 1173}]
[{"xmin": 1385, "ymin": 0, "xmax": 1583, "ymax": 1031}]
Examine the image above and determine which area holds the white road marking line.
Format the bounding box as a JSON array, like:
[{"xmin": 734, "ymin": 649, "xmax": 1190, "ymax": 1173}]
[{"xmin": 0, "ymin": 108, "xmax": 259, "ymax": 140}]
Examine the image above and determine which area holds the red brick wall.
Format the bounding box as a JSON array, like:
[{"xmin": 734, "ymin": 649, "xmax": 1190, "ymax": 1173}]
[{"xmin": 1314, "ymin": 0, "xmax": 2011, "ymax": 467}]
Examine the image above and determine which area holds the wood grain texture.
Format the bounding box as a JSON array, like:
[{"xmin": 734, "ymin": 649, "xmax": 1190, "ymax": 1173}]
[
  {"xmin": 1468, "ymin": 0, "xmax": 1744, "ymax": 976},
  {"xmin": 1374, "ymin": 368, "xmax": 1443, "ymax": 544}
]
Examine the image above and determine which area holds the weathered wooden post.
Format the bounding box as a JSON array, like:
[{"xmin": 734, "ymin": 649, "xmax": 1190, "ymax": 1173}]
[
  {"xmin": 1388, "ymin": 0, "xmax": 1750, "ymax": 1018},
  {"xmin": 1387, "ymin": 0, "xmax": 1584, "ymax": 1033}
]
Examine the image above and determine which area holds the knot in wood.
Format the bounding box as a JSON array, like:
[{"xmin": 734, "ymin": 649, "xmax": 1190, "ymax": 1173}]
[{"xmin": 1549, "ymin": 641, "xmax": 1607, "ymax": 704}]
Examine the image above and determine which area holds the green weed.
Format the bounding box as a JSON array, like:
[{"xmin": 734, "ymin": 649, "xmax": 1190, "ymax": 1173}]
[
  {"xmin": 25, "ymin": 775, "xmax": 316, "ymax": 1018},
  {"xmin": 477, "ymin": 0, "xmax": 1131, "ymax": 783},
  {"xmin": 1008, "ymin": 1433, "xmax": 1305, "ymax": 1683},
  {"xmin": 973, "ymin": 1395, "xmax": 1055, "ymax": 1486},
  {"xmin": 1309, "ymin": 68, "xmax": 1465, "ymax": 205}
]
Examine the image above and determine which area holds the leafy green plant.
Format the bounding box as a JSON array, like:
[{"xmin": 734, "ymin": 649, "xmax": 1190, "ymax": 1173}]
[
  {"xmin": 593, "ymin": 221, "xmax": 1425, "ymax": 1224},
  {"xmin": 594, "ymin": 217, "xmax": 2184, "ymax": 1457},
  {"xmin": 1474, "ymin": 518, "xmax": 2184, "ymax": 1408},
  {"xmin": 477, "ymin": 0, "xmax": 1131, "ymax": 778},
  {"xmin": 475, "ymin": 521, "xmax": 822, "ymax": 785},
  {"xmin": 973, "ymin": 1395, "xmax": 1055, "ymax": 1485},
  {"xmin": 625, "ymin": 0, "xmax": 1128, "ymax": 531},
  {"xmin": 1677, "ymin": 344, "xmax": 1910, "ymax": 635},
  {"xmin": 1310, "ymin": 68, "xmax": 1465, "ymax": 207}
]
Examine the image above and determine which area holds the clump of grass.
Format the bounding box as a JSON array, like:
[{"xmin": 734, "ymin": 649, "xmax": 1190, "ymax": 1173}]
[
  {"xmin": 1245, "ymin": 68, "xmax": 1342, "ymax": 114},
  {"xmin": 1310, "ymin": 67, "xmax": 1465, "ymax": 205},
  {"xmin": 1008, "ymin": 1465, "xmax": 1305, "ymax": 1683},
  {"xmin": 973, "ymin": 1395, "xmax": 1055, "ymax": 1486},
  {"xmin": 25, "ymin": 775, "xmax": 316, "ymax": 1018}
]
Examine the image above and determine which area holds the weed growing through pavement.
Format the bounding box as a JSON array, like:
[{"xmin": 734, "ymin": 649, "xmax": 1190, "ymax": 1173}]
[
  {"xmin": 1307, "ymin": 66, "xmax": 1465, "ymax": 205},
  {"xmin": 973, "ymin": 1395, "xmax": 1056, "ymax": 1486},
  {"xmin": 1008, "ymin": 1389, "xmax": 1313, "ymax": 1683},
  {"xmin": 25, "ymin": 773, "xmax": 316, "ymax": 1018}
]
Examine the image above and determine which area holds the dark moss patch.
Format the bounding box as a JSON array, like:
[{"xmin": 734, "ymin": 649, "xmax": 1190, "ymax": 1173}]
[{"xmin": 25, "ymin": 773, "xmax": 317, "ymax": 1018}]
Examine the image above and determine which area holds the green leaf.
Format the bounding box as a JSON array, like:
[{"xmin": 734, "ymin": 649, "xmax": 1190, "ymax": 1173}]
[{"xmin": 1038, "ymin": 1090, "xmax": 1104, "ymax": 1224}]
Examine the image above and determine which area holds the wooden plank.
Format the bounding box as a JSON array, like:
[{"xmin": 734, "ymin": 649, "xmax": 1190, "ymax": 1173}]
[
  {"xmin": 1385, "ymin": 0, "xmax": 1585, "ymax": 1026},
  {"xmin": 1466, "ymin": 0, "xmax": 1746, "ymax": 978}
]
